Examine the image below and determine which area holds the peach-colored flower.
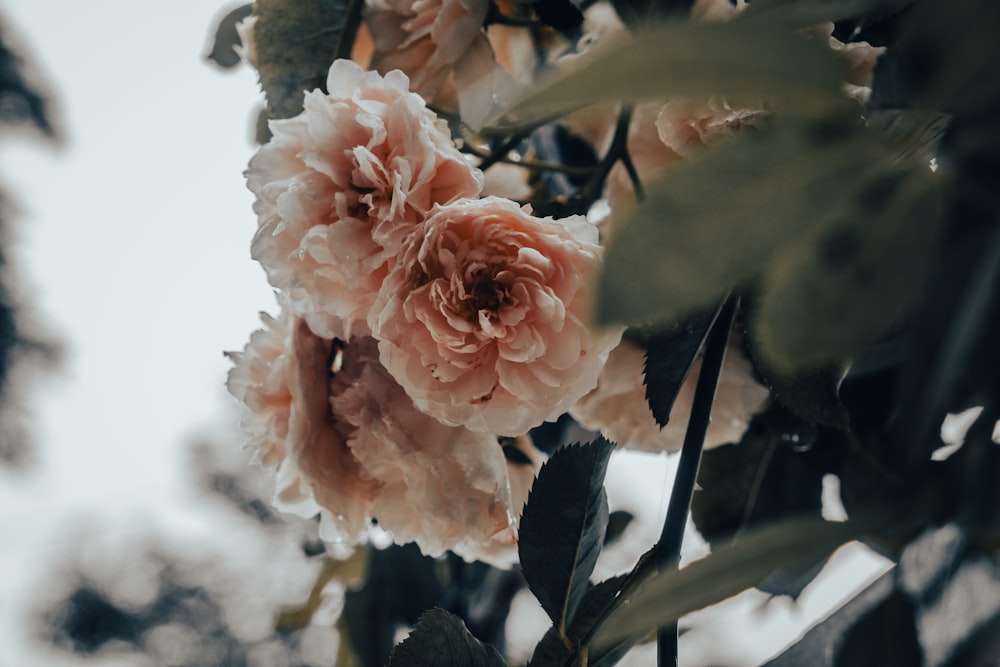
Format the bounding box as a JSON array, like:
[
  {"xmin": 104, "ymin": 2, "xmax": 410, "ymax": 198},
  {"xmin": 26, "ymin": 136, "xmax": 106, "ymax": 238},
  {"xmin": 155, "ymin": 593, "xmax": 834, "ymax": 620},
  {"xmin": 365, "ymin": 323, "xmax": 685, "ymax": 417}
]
[
  {"xmin": 226, "ymin": 304, "xmax": 541, "ymax": 566},
  {"xmin": 655, "ymin": 97, "xmax": 767, "ymax": 158},
  {"xmin": 366, "ymin": 0, "xmax": 514, "ymax": 127},
  {"xmin": 571, "ymin": 337, "xmax": 770, "ymax": 452},
  {"xmin": 246, "ymin": 59, "xmax": 483, "ymax": 340},
  {"xmin": 369, "ymin": 196, "xmax": 623, "ymax": 436}
]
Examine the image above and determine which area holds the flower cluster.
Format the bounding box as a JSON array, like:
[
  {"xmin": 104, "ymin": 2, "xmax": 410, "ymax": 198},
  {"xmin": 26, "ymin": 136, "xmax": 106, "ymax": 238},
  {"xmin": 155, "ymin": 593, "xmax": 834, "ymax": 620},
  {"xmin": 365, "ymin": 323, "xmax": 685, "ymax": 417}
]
[
  {"xmin": 230, "ymin": 58, "xmax": 620, "ymax": 564},
  {"xmin": 227, "ymin": 0, "xmax": 882, "ymax": 563}
]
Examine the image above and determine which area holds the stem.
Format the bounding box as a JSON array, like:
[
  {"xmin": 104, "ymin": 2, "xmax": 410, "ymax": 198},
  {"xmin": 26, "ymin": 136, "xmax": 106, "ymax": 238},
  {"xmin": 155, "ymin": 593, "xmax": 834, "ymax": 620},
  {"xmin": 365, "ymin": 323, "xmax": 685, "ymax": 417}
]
[
  {"xmin": 461, "ymin": 144, "xmax": 593, "ymax": 176},
  {"xmin": 334, "ymin": 0, "xmax": 366, "ymax": 61},
  {"xmin": 562, "ymin": 294, "xmax": 738, "ymax": 667},
  {"xmin": 655, "ymin": 292, "xmax": 738, "ymax": 667}
]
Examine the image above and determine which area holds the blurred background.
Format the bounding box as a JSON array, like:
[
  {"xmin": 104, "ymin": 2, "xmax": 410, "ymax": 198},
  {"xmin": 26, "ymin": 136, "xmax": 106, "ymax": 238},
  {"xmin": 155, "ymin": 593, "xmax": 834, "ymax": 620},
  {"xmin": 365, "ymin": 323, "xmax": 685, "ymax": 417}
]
[{"xmin": 0, "ymin": 1, "xmax": 893, "ymax": 665}]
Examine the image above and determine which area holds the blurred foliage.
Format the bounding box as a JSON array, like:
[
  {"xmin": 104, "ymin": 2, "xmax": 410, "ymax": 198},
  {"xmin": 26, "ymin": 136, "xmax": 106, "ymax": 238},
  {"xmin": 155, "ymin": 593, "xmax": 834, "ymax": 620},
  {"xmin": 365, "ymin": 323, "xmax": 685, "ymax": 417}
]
[
  {"xmin": 0, "ymin": 14, "xmax": 60, "ymax": 468},
  {"xmin": 253, "ymin": 0, "xmax": 362, "ymax": 118}
]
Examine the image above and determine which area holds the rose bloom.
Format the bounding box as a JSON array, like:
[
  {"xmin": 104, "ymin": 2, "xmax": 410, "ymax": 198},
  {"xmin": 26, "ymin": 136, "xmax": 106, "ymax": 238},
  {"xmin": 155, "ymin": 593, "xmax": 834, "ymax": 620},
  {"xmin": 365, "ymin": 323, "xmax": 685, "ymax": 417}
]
[
  {"xmin": 226, "ymin": 304, "xmax": 541, "ymax": 566},
  {"xmin": 366, "ymin": 0, "xmax": 514, "ymax": 127},
  {"xmin": 369, "ymin": 196, "xmax": 623, "ymax": 436},
  {"xmin": 571, "ymin": 337, "xmax": 770, "ymax": 453},
  {"xmin": 246, "ymin": 59, "xmax": 482, "ymax": 340}
]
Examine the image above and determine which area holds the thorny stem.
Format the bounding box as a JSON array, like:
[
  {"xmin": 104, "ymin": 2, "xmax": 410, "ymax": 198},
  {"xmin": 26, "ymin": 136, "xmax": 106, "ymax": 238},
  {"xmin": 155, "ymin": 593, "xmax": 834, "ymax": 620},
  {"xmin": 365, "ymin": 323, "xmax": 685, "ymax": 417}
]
[
  {"xmin": 656, "ymin": 292, "xmax": 738, "ymax": 667},
  {"xmin": 563, "ymin": 293, "xmax": 738, "ymax": 667},
  {"xmin": 574, "ymin": 105, "xmax": 634, "ymax": 210},
  {"xmin": 461, "ymin": 143, "xmax": 593, "ymax": 176},
  {"xmin": 334, "ymin": 0, "xmax": 366, "ymax": 61}
]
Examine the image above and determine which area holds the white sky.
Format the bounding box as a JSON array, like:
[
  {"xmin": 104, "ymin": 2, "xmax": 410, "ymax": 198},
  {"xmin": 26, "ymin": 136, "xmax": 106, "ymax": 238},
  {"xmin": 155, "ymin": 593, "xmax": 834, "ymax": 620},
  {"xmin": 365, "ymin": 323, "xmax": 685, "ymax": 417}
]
[
  {"xmin": 0, "ymin": 1, "xmax": 892, "ymax": 664},
  {"xmin": 0, "ymin": 0, "xmax": 276, "ymax": 659}
]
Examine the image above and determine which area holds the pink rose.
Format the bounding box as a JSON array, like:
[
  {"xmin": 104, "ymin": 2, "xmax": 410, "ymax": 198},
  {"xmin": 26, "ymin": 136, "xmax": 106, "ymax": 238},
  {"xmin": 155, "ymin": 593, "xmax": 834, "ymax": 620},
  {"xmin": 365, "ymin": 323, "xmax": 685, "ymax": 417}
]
[
  {"xmin": 369, "ymin": 196, "xmax": 623, "ymax": 436},
  {"xmin": 570, "ymin": 337, "xmax": 770, "ymax": 453},
  {"xmin": 246, "ymin": 59, "xmax": 483, "ymax": 339},
  {"xmin": 366, "ymin": 0, "xmax": 514, "ymax": 127},
  {"xmin": 227, "ymin": 304, "xmax": 540, "ymax": 566},
  {"xmin": 655, "ymin": 98, "xmax": 766, "ymax": 159}
]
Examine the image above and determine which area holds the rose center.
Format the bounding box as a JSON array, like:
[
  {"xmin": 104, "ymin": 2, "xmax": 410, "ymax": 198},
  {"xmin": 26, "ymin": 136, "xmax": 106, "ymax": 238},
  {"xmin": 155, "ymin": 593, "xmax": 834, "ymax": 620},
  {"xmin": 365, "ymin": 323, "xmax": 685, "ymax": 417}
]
[{"xmin": 465, "ymin": 266, "xmax": 509, "ymax": 314}]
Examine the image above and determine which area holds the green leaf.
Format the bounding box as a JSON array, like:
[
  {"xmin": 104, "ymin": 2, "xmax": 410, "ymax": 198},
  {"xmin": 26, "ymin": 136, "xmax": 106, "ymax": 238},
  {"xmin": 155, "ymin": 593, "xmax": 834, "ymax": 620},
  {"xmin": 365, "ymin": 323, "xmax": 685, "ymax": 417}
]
[
  {"xmin": 342, "ymin": 544, "xmax": 447, "ymax": 667},
  {"xmin": 739, "ymin": 0, "xmax": 916, "ymax": 27},
  {"xmin": 205, "ymin": 4, "xmax": 253, "ymax": 69},
  {"xmin": 598, "ymin": 116, "xmax": 890, "ymax": 326},
  {"xmin": 593, "ymin": 516, "xmax": 860, "ymax": 649},
  {"xmin": 604, "ymin": 510, "xmax": 635, "ymax": 547},
  {"xmin": 642, "ymin": 303, "xmax": 721, "ymax": 427},
  {"xmin": 527, "ymin": 577, "xmax": 631, "ymax": 667},
  {"xmin": 833, "ymin": 590, "xmax": 922, "ymax": 667},
  {"xmin": 610, "ymin": 0, "xmax": 695, "ymax": 30},
  {"xmin": 744, "ymin": 323, "xmax": 850, "ymax": 430},
  {"xmin": 689, "ymin": 403, "xmax": 847, "ymax": 577},
  {"xmin": 254, "ymin": 0, "xmax": 359, "ymax": 119},
  {"xmin": 498, "ymin": 22, "xmax": 846, "ymax": 124},
  {"xmin": 867, "ymin": 110, "xmax": 951, "ymax": 166},
  {"xmin": 519, "ymin": 439, "xmax": 615, "ymax": 636},
  {"xmin": 752, "ymin": 166, "xmax": 944, "ymax": 372},
  {"xmin": 387, "ymin": 609, "xmax": 506, "ymax": 667}
]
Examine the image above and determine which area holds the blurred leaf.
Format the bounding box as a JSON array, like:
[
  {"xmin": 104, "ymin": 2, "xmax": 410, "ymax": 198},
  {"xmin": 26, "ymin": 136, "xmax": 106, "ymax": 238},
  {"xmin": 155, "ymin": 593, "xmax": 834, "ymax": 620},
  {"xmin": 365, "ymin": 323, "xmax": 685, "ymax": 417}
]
[
  {"xmin": 642, "ymin": 304, "xmax": 721, "ymax": 427},
  {"xmin": 740, "ymin": 0, "xmax": 916, "ymax": 27},
  {"xmin": 611, "ymin": 0, "xmax": 695, "ymax": 30},
  {"xmin": 499, "ymin": 22, "xmax": 846, "ymax": 124},
  {"xmin": 604, "ymin": 511, "xmax": 635, "ymax": 547},
  {"xmin": 519, "ymin": 439, "xmax": 614, "ymax": 636},
  {"xmin": 387, "ymin": 609, "xmax": 506, "ymax": 667},
  {"xmin": 868, "ymin": 0, "xmax": 1000, "ymax": 117},
  {"xmin": 763, "ymin": 570, "xmax": 896, "ymax": 666},
  {"xmin": 254, "ymin": 0, "xmax": 356, "ymax": 118},
  {"xmin": 598, "ymin": 116, "xmax": 889, "ymax": 326},
  {"xmin": 593, "ymin": 516, "xmax": 860, "ymax": 649},
  {"xmin": 275, "ymin": 551, "xmax": 367, "ymax": 633},
  {"xmin": 206, "ymin": 4, "xmax": 253, "ymax": 69},
  {"xmin": 752, "ymin": 165, "xmax": 944, "ymax": 372},
  {"xmin": 867, "ymin": 109, "xmax": 950, "ymax": 165},
  {"xmin": 834, "ymin": 590, "xmax": 922, "ymax": 667},
  {"xmin": 744, "ymin": 325, "xmax": 851, "ymax": 429}
]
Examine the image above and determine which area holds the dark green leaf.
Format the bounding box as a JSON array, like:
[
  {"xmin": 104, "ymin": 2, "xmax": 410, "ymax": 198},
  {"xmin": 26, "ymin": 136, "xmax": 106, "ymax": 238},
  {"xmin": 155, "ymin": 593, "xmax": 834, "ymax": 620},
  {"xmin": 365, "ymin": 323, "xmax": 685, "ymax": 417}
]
[
  {"xmin": 744, "ymin": 324, "xmax": 850, "ymax": 429},
  {"xmin": 498, "ymin": 22, "xmax": 846, "ymax": 124},
  {"xmin": 867, "ymin": 109, "xmax": 950, "ymax": 166},
  {"xmin": 593, "ymin": 516, "xmax": 861, "ymax": 649},
  {"xmin": 254, "ymin": 0, "xmax": 357, "ymax": 118},
  {"xmin": 598, "ymin": 116, "xmax": 890, "ymax": 326},
  {"xmin": 834, "ymin": 590, "xmax": 922, "ymax": 667},
  {"xmin": 528, "ymin": 577, "xmax": 631, "ymax": 667},
  {"xmin": 642, "ymin": 304, "xmax": 721, "ymax": 427},
  {"xmin": 611, "ymin": 0, "xmax": 694, "ymax": 30},
  {"xmin": 763, "ymin": 570, "xmax": 896, "ymax": 666},
  {"xmin": 387, "ymin": 609, "xmax": 506, "ymax": 667},
  {"xmin": 604, "ymin": 511, "xmax": 634, "ymax": 547},
  {"xmin": 519, "ymin": 439, "xmax": 615, "ymax": 635},
  {"xmin": 740, "ymin": 0, "xmax": 916, "ymax": 27},
  {"xmin": 343, "ymin": 544, "xmax": 446, "ymax": 667},
  {"xmin": 752, "ymin": 166, "xmax": 944, "ymax": 372},
  {"xmin": 205, "ymin": 4, "xmax": 253, "ymax": 69},
  {"xmin": 690, "ymin": 403, "xmax": 847, "ymax": 577},
  {"xmin": 868, "ymin": 0, "xmax": 1000, "ymax": 117}
]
